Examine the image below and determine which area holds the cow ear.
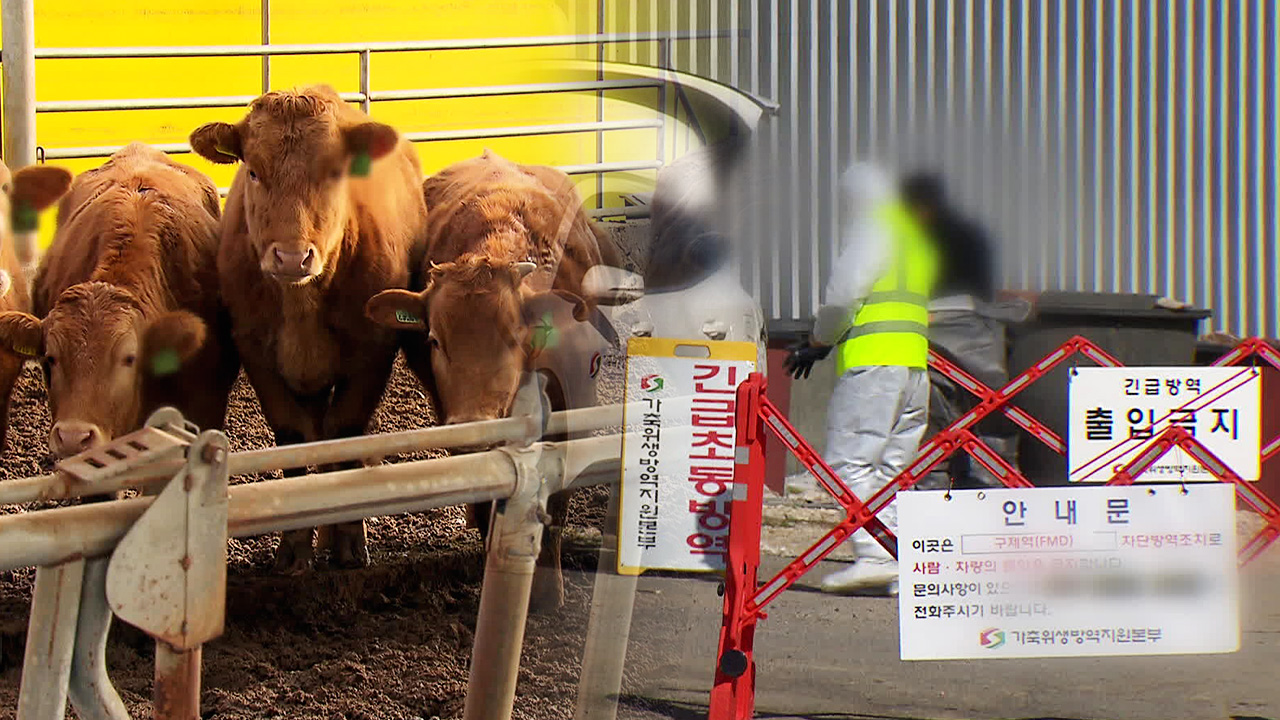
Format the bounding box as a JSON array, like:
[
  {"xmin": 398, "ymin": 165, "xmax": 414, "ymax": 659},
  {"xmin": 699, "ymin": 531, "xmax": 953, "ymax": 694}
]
[
  {"xmin": 190, "ymin": 122, "xmax": 243, "ymax": 164},
  {"xmin": 550, "ymin": 289, "xmax": 591, "ymax": 322},
  {"xmin": 365, "ymin": 289, "xmax": 427, "ymax": 331},
  {"xmin": 0, "ymin": 312, "xmax": 43, "ymax": 359},
  {"xmin": 344, "ymin": 122, "xmax": 399, "ymax": 163},
  {"xmin": 11, "ymin": 166, "xmax": 72, "ymax": 213},
  {"xmin": 142, "ymin": 311, "xmax": 207, "ymax": 377}
]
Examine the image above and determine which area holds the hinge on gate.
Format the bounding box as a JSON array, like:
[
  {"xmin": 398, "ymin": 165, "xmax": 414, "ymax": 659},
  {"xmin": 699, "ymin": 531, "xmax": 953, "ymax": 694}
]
[{"xmin": 54, "ymin": 417, "xmax": 196, "ymax": 485}]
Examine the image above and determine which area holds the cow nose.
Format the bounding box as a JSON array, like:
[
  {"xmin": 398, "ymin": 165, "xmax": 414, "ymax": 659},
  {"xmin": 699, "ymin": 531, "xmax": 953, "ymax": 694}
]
[
  {"xmin": 51, "ymin": 421, "xmax": 104, "ymax": 458},
  {"xmin": 269, "ymin": 245, "xmax": 317, "ymax": 276}
]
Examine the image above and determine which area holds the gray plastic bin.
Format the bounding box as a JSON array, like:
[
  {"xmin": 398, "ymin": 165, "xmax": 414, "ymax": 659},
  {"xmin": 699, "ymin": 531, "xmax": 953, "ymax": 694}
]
[{"xmin": 1005, "ymin": 291, "xmax": 1212, "ymax": 486}]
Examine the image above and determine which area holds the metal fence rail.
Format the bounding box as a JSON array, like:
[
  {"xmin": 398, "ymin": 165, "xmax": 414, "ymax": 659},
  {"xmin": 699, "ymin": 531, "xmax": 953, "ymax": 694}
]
[
  {"xmin": 0, "ymin": 397, "xmax": 632, "ymax": 720},
  {"xmin": 24, "ymin": 31, "xmax": 723, "ymax": 169},
  {"xmin": 4, "ymin": 26, "xmax": 737, "ymax": 262}
]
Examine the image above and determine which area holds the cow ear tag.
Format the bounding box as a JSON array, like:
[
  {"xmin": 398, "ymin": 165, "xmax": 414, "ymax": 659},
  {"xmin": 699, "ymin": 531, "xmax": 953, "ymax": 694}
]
[
  {"xmin": 214, "ymin": 144, "xmax": 239, "ymax": 162},
  {"xmin": 13, "ymin": 200, "xmax": 37, "ymax": 233},
  {"xmin": 350, "ymin": 150, "xmax": 372, "ymax": 177},
  {"xmin": 531, "ymin": 311, "xmax": 558, "ymax": 352},
  {"xmin": 395, "ymin": 309, "xmax": 420, "ymax": 325},
  {"xmin": 150, "ymin": 348, "xmax": 182, "ymax": 377}
]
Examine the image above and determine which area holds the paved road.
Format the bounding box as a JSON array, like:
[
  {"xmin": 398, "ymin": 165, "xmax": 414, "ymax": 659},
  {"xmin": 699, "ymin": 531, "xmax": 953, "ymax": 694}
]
[{"xmin": 610, "ymin": 510, "xmax": 1280, "ymax": 720}]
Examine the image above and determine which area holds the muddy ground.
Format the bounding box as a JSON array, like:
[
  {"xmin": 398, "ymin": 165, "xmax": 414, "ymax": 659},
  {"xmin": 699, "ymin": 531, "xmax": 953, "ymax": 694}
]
[{"xmin": 0, "ymin": 356, "xmax": 631, "ymax": 719}]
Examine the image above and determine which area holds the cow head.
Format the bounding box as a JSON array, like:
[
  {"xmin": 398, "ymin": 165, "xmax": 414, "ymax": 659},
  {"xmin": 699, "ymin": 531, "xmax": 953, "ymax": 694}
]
[
  {"xmin": 365, "ymin": 257, "xmax": 595, "ymax": 425},
  {"xmin": 0, "ymin": 283, "xmax": 207, "ymax": 457},
  {"xmin": 189, "ymin": 86, "xmax": 400, "ymax": 285},
  {"xmin": 0, "ymin": 162, "xmax": 73, "ymax": 279}
]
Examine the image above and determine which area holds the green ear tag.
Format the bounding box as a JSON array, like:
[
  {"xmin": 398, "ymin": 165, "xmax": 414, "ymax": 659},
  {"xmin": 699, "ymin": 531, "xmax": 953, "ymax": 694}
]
[
  {"xmin": 350, "ymin": 151, "xmax": 372, "ymax": 177},
  {"xmin": 150, "ymin": 348, "xmax": 181, "ymax": 377},
  {"xmin": 395, "ymin": 309, "xmax": 421, "ymax": 325},
  {"xmin": 531, "ymin": 311, "xmax": 558, "ymax": 352},
  {"xmin": 13, "ymin": 201, "xmax": 37, "ymax": 233}
]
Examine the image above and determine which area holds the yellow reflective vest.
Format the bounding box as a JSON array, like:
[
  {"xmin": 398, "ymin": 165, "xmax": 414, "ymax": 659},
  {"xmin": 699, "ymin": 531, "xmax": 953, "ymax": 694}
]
[{"xmin": 835, "ymin": 202, "xmax": 940, "ymax": 374}]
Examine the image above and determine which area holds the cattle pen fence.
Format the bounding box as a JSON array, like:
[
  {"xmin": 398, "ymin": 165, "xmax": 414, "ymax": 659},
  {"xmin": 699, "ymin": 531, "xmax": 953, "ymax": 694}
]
[
  {"xmin": 0, "ymin": 0, "xmax": 777, "ymax": 268},
  {"xmin": 0, "ymin": 369, "xmax": 639, "ymax": 720}
]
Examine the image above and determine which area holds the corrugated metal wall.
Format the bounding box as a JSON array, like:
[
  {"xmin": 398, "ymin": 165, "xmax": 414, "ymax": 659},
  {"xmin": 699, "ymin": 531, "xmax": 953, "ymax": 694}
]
[{"xmin": 608, "ymin": 1, "xmax": 1279, "ymax": 339}]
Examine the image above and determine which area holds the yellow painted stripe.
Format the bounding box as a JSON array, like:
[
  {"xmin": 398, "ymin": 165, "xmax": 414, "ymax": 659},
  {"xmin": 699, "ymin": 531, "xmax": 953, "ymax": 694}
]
[{"xmin": 626, "ymin": 336, "xmax": 758, "ymax": 363}]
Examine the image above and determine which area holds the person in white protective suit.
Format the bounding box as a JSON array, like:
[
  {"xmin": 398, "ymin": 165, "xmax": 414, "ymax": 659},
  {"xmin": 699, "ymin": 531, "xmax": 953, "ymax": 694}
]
[{"xmin": 784, "ymin": 162, "xmax": 940, "ymax": 595}]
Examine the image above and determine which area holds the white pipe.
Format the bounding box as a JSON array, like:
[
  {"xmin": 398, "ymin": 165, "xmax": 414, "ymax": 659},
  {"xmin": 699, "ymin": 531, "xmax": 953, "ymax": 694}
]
[{"xmin": 34, "ymin": 33, "xmax": 723, "ymax": 59}]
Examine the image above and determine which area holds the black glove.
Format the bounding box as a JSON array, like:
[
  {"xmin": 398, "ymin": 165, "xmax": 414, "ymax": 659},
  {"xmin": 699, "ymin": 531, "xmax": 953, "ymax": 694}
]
[{"xmin": 784, "ymin": 339, "xmax": 831, "ymax": 380}]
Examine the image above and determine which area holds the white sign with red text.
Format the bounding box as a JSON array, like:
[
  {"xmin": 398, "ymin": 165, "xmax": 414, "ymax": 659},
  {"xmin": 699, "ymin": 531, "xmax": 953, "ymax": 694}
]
[
  {"xmin": 898, "ymin": 485, "xmax": 1239, "ymax": 660},
  {"xmin": 617, "ymin": 337, "xmax": 757, "ymax": 575},
  {"xmin": 1068, "ymin": 366, "xmax": 1261, "ymax": 483}
]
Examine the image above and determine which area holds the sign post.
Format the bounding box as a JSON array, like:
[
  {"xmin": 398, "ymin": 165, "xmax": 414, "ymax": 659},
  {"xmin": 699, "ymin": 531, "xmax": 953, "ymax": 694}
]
[
  {"xmin": 618, "ymin": 337, "xmax": 757, "ymax": 575},
  {"xmin": 897, "ymin": 485, "xmax": 1240, "ymax": 660}
]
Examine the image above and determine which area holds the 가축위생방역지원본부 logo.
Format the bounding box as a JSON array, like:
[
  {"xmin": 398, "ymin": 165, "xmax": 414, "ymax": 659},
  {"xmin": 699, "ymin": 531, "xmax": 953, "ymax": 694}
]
[
  {"xmin": 980, "ymin": 628, "xmax": 1006, "ymax": 649},
  {"xmin": 640, "ymin": 374, "xmax": 665, "ymax": 392}
]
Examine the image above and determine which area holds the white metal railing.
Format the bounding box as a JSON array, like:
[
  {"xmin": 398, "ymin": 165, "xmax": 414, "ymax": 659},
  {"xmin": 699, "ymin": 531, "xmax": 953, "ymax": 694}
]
[
  {"xmin": 0, "ymin": 390, "xmax": 635, "ymax": 720},
  {"xmin": 21, "ymin": 32, "xmax": 723, "ymax": 192}
]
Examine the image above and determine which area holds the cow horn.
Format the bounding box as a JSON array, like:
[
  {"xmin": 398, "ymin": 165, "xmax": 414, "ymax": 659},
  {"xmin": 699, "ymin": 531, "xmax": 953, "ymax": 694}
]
[{"xmin": 514, "ymin": 261, "xmax": 537, "ymax": 279}]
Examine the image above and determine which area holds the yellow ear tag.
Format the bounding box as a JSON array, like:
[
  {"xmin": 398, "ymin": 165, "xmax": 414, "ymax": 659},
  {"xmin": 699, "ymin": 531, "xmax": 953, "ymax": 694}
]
[
  {"xmin": 214, "ymin": 144, "xmax": 238, "ymax": 161},
  {"xmin": 395, "ymin": 309, "xmax": 420, "ymax": 325},
  {"xmin": 14, "ymin": 344, "xmax": 38, "ymax": 358}
]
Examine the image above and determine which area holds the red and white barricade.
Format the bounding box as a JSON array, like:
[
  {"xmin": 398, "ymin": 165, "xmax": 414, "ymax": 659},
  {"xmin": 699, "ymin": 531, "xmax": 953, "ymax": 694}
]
[{"xmin": 708, "ymin": 335, "xmax": 1280, "ymax": 720}]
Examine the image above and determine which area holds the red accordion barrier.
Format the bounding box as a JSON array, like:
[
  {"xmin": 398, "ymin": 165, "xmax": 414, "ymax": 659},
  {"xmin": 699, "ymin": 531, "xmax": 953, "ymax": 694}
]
[{"xmin": 707, "ymin": 335, "xmax": 1280, "ymax": 720}]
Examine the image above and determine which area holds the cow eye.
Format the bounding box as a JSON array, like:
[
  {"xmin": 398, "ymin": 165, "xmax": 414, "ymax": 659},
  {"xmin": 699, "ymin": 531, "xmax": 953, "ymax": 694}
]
[
  {"xmin": 248, "ymin": 169, "xmax": 259, "ymax": 182},
  {"xmin": 123, "ymin": 354, "xmax": 137, "ymax": 367},
  {"xmin": 43, "ymin": 355, "xmax": 56, "ymax": 367}
]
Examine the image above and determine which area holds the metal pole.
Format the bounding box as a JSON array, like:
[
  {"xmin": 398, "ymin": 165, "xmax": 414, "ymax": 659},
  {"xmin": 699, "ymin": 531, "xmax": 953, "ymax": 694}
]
[
  {"xmin": 17, "ymin": 560, "xmax": 84, "ymax": 720},
  {"xmin": 572, "ymin": 483, "xmax": 638, "ymax": 720},
  {"xmin": 463, "ymin": 446, "xmax": 548, "ymax": 720},
  {"xmin": 359, "ymin": 50, "xmax": 371, "ymax": 114},
  {"xmin": 260, "ymin": 0, "xmax": 270, "ymax": 92},
  {"xmin": 67, "ymin": 558, "xmax": 130, "ymax": 720},
  {"xmin": 595, "ymin": 0, "xmax": 604, "ymax": 210},
  {"xmin": 153, "ymin": 644, "xmax": 201, "ymax": 720},
  {"xmin": 2, "ymin": 0, "xmax": 39, "ymax": 266},
  {"xmin": 656, "ymin": 39, "xmax": 668, "ymax": 167}
]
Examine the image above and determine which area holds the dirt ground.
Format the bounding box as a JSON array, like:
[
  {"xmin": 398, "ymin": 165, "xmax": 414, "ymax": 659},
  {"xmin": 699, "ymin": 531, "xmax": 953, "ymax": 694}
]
[{"xmin": 0, "ymin": 356, "xmax": 624, "ymax": 719}]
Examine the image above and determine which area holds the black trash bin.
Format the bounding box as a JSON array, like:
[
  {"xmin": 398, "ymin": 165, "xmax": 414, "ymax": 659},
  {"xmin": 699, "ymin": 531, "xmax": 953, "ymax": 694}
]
[{"xmin": 1005, "ymin": 291, "xmax": 1212, "ymax": 486}]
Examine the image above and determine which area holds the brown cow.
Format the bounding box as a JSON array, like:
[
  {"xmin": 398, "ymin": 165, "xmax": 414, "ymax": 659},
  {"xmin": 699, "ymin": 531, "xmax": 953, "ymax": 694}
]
[
  {"xmin": 365, "ymin": 150, "xmax": 622, "ymax": 609},
  {"xmin": 0, "ymin": 160, "xmax": 74, "ymax": 451},
  {"xmin": 189, "ymin": 85, "xmax": 427, "ymax": 573},
  {"xmin": 0, "ymin": 143, "xmax": 236, "ymax": 458}
]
